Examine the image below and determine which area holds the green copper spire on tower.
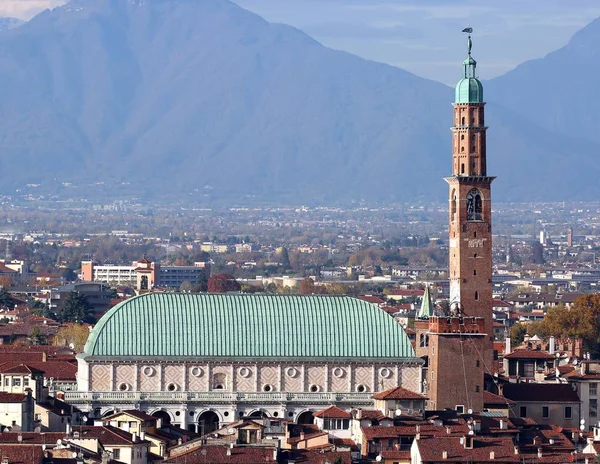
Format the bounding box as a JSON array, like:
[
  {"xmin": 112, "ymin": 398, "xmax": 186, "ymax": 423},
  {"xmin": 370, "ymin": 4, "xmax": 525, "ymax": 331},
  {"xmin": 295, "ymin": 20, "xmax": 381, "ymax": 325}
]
[
  {"xmin": 455, "ymin": 28, "xmax": 483, "ymax": 104},
  {"xmin": 417, "ymin": 286, "xmax": 435, "ymax": 320}
]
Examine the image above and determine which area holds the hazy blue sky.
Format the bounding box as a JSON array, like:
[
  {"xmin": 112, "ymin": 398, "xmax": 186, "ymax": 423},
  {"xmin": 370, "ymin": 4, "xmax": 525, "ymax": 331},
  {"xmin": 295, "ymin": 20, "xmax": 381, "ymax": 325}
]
[
  {"xmin": 234, "ymin": 0, "xmax": 600, "ymax": 84},
  {"xmin": 4, "ymin": 0, "xmax": 600, "ymax": 85}
]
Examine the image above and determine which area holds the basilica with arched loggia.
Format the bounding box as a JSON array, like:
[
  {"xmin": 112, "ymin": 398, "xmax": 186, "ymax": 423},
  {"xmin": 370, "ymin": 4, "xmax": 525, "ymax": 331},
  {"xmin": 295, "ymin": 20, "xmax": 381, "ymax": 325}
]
[{"xmin": 67, "ymin": 293, "xmax": 423, "ymax": 432}]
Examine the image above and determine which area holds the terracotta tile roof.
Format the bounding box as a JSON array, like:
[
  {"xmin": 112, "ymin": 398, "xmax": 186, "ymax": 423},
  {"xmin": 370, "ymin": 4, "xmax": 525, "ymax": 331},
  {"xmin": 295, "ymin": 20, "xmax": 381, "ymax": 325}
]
[
  {"xmin": 74, "ymin": 425, "xmax": 149, "ymax": 446},
  {"xmin": 280, "ymin": 449, "xmax": 352, "ymax": 463},
  {"xmin": 313, "ymin": 405, "xmax": 351, "ymax": 419},
  {"xmin": 0, "ymin": 445, "xmax": 43, "ymax": 464},
  {"xmin": 504, "ymin": 349, "xmax": 555, "ymax": 360},
  {"xmin": 0, "ymin": 363, "xmax": 45, "ymax": 375},
  {"xmin": 381, "ymin": 450, "xmax": 412, "ymax": 460},
  {"xmin": 358, "ymin": 409, "xmax": 388, "ymax": 421},
  {"xmin": 24, "ymin": 361, "xmax": 77, "ymax": 380},
  {"xmin": 416, "ymin": 436, "xmax": 520, "ymax": 462},
  {"xmin": 287, "ymin": 430, "xmax": 328, "ymax": 445},
  {"xmin": 358, "ymin": 295, "xmax": 385, "ymax": 304},
  {"xmin": 331, "ymin": 437, "xmax": 358, "ymax": 450},
  {"xmin": 0, "ymin": 432, "xmax": 66, "ymax": 445},
  {"xmin": 0, "ymin": 392, "xmax": 26, "ymax": 403},
  {"xmin": 502, "ymin": 383, "xmax": 580, "ymax": 403},
  {"xmin": 164, "ymin": 446, "xmax": 276, "ymax": 463},
  {"xmin": 372, "ymin": 386, "xmax": 427, "ymax": 400},
  {"xmin": 104, "ymin": 409, "xmax": 157, "ymax": 422},
  {"xmin": 558, "ymin": 365, "xmax": 575, "ymax": 375},
  {"xmin": 361, "ymin": 422, "xmax": 467, "ymax": 440},
  {"xmin": 483, "ymin": 390, "xmax": 516, "ymax": 406}
]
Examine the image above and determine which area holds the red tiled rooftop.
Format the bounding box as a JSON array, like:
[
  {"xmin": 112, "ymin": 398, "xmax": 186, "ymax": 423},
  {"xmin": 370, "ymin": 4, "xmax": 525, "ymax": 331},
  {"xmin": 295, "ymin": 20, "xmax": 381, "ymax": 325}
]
[
  {"xmin": 372, "ymin": 386, "xmax": 427, "ymax": 401},
  {"xmin": 164, "ymin": 446, "xmax": 277, "ymax": 463},
  {"xmin": 502, "ymin": 383, "xmax": 580, "ymax": 403},
  {"xmin": 0, "ymin": 445, "xmax": 43, "ymax": 464},
  {"xmin": 416, "ymin": 435, "xmax": 520, "ymax": 462},
  {"xmin": 0, "ymin": 392, "xmax": 26, "ymax": 403},
  {"xmin": 0, "ymin": 363, "xmax": 45, "ymax": 375},
  {"xmin": 313, "ymin": 405, "xmax": 351, "ymax": 419},
  {"xmin": 483, "ymin": 390, "xmax": 516, "ymax": 406},
  {"xmin": 504, "ymin": 349, "xmax": 555, "ymax": 360}
]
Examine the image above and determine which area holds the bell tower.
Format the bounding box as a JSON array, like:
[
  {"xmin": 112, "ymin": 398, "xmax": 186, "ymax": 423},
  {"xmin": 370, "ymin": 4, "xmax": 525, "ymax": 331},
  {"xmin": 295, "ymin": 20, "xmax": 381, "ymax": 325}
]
[{"xmin": 445, "ymin": 31, "xmax": 495, "ymax": 366}]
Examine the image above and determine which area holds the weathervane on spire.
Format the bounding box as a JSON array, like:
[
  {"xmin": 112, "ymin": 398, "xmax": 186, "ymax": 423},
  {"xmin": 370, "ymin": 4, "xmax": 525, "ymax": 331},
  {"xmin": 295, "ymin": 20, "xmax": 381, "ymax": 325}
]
[{"xmin": 462, "ymin": 27, "xmax": 473, "ymax": 55}]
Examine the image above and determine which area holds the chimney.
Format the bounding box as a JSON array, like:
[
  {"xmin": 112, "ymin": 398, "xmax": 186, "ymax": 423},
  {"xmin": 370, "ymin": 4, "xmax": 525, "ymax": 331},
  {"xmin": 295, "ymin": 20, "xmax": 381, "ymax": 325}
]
[
  {"xmin": 442, "ymin": 450, "xmax": 448, "ymax": 459},
  {"xmin": 490, "ymin": 451, "xmax": 495, "ymax": 460},
  {"xmin": 273, "ymin": 449, "xmax": 278, "ymax": 461},
  {"xmin": 505, "ymin": 337, "xmax": 511, "ymax": 355},
  {"xmin": 66, "ymin": 423, "xmax": 72, "ymax": 435},
  {"xmin": 140, "ymin": 431, "xmax": 146, "ymax": 441},
  {"xmin": 549, "ymin": 336, "xmax": 555, "ymax": 355},
  {"xmin": 415, "ymin": 433, "xmax": 420, "ymax": 441},
  {"xmin": 300, "ymin": 432, "xmax": 305, "ymax": 441},
  {"xmin": 446, "ymin": 426, "xmax": 451, "ymax": 435},
  {"xmin": 226, "ymin": 448, "xmax": 232, "ymax": 456},
  {"xmin": 538, "ymin": 448, "xmax": 542, "ymax": 458},
  {"xmin": 514, "ymin": 446, "xmax": 519, "ymax": 455},
  {"xmin": 465, "ymin": 436, "xmax": 473, "ymax": 449},
  {"xmin": 17, "ymin": 434, "xmax": 22, "ymax": 443},
  {"xmin": 499, "ymin": 420, "xmax": 507, "ymax": 430},
  {"xmin": 132, "ymin": 432, "xmax": 137, "ymax": 442}
]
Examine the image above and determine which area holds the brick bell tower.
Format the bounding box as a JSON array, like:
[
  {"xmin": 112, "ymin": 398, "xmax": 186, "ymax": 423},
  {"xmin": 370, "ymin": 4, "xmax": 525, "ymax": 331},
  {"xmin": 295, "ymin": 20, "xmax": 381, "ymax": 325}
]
[
  {"xmin": 415, "ymin": 30, "xmax": 493, "ymax": 413},
  {"xmin": 446, "ymin": 31, "xmax": 495, "ymax": 366}
]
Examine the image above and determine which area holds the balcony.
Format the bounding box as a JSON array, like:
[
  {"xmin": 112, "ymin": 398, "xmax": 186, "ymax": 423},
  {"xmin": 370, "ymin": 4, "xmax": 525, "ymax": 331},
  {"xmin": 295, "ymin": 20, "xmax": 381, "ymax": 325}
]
[{"xmin": 62, "ymin": 391, "xmax": 374, "ymax": 405}]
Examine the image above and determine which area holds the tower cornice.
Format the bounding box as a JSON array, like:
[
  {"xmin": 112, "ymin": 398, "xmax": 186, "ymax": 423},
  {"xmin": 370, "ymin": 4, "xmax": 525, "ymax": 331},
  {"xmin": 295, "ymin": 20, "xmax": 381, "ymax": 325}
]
[{"xmin": 444, "ymin": 176, "xmax": 496, "ymax": 185}]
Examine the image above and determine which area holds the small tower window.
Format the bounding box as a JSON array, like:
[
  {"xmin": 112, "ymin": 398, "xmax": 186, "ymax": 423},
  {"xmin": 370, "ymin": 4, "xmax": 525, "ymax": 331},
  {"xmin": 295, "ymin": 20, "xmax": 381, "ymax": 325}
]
[
  {"xmin": 461, "ymin": 134, "xmax": 465, "ymax": 140},
  {"xmin": 473, "ymin": 270, "xmax": 477, "ymax": 276},
  {"xmin": 461, "ymin": 163, "xmax": 465, "ymax": 174},
  {"xmin": 461, "ymin": 117, "xmax": 465, "ymax": 125},
  {"xmin": 475, "ymin": 291, "xmax": 479, "ymax": 301},
  {"xmin": 461, "ymin": 146, "xmax": 464, "ymax": 153}
]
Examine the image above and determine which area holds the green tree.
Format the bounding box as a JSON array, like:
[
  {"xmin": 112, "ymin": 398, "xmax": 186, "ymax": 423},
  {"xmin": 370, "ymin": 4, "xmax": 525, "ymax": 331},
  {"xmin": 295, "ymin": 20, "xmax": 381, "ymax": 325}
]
[
  {"xmin": 510, "ymin": 323, "xmax": 527, "ymax": 346},
  {"xmin": 56, "ymin": 292, "xmax": 92, "ymax": 324},
  {"xmin": 279, "ymin": 247, "xmax": 291, "ymax": 269},
  {"xmin": 54, "ymin": 324, "xmax": 90, "ymax": 352},
  {"xmin": 0, "ymin": 288, "xmax": 14, "ymax": 308},
  {"xmin": 207, "ymin": 274, "xmax": 241, "ymax": 293},
  {"xmin": 28, "ymin": 327, "xmax": 47, "ymax": 345}
]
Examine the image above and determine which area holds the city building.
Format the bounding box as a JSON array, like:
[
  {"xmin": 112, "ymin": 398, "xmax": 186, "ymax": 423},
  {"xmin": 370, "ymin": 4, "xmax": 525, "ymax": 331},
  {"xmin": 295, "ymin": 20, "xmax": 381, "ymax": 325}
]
[
  {"xmin": 81, "ymin": 259, "xmax": 210, "ymax": 290},
  {"xmin": 414, "ymin": 32, "xmax": 493, "ymax": 413},
  {"xmin": 49, "ymin": 282, "xmax": 114, "ymax": 316},
  {"xmin": 69, "ymin": 293, "xmax": 422, "ymax": 433}
]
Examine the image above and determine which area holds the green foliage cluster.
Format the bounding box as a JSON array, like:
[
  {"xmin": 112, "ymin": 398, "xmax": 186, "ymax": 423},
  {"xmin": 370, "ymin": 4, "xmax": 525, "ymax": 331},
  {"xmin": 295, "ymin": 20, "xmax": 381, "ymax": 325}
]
[{"xmin": 54, "ymin": 292, "xmax": 93, "ymax": 324}]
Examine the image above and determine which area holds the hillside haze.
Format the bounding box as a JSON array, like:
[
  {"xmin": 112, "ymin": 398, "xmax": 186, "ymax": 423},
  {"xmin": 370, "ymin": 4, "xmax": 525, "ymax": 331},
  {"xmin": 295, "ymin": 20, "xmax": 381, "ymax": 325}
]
[{"xmin": 0, "ymin": 0, "xmax": 598, "ymax": 204}]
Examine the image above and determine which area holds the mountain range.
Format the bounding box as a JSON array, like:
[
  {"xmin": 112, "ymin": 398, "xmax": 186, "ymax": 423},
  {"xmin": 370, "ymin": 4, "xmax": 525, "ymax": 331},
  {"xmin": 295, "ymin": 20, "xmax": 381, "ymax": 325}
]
[{"xmin": 0, "ymin": 0, "xmax": 598, "ymax": 204}]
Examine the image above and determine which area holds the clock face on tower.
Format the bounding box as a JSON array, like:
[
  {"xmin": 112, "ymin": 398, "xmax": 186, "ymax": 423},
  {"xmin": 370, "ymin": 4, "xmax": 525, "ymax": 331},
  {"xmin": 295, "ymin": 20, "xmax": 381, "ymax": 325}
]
[{"xmin": 466, "ymin": 188, "xmax": 482, "ymax": 221}]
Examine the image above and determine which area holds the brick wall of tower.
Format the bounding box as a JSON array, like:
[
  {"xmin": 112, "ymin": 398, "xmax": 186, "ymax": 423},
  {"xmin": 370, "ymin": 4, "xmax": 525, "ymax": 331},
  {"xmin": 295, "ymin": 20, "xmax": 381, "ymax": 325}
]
[
  {"xmin": 452, "ymin": 104, "xmax": 486, "ymax": 177},
  {"xmin": 425, "ymin": 317, "xmax": 485, "ymax": 412}
]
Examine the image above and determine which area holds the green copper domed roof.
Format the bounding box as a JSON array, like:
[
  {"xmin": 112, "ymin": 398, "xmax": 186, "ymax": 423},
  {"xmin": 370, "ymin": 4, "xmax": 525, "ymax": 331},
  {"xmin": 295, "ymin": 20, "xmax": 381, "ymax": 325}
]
[
  {"xmin": 83, "ymin": 293, "xmax": 416, "ymax": 361},
  {"xmin": 455, "ymin": 77, "xmax": 483, "ymax": 104},
  {"xmin": 455, "ymin": 33, "xmax": 483, "ymax": 104}
]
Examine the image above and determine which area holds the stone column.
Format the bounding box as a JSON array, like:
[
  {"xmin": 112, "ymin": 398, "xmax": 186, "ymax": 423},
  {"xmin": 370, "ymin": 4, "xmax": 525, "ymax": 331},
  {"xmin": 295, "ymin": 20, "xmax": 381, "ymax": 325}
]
[
  {"xmin": 110, "ymin": 364, "xmax": 116, "ymax": 391},
  {"xmin": 207, "ymin": 364, "xmax": 212, "ymax": 392}
]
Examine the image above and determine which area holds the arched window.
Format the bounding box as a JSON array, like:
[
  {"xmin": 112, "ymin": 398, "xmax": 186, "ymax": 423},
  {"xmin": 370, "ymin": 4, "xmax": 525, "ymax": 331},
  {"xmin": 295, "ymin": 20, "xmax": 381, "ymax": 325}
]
[
  {"xmin": 466, "ymin": 188, "xmax": 483, "ymax": 221},
  {"xmin": 451, "ymin": 190, "xmax": 457, "ymax": 222},
  {"xmin": 461, "ymin": 116, "xmax": 465, "ymax": 125}
]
